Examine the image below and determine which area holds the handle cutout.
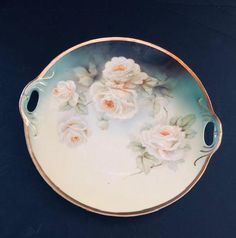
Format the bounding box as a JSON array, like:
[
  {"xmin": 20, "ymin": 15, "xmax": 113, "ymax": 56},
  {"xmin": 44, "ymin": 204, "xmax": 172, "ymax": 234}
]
[
  {"xmin": 204, "ymin": 121, "xmax": 215, "ymax": 146},
  {"xmin": 27, "ymin": 90, "xmax": 39, "ymax": 112}
]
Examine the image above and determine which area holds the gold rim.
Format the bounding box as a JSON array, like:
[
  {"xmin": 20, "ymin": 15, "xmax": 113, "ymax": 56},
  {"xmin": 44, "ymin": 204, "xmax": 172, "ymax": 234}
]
[{"xmin": 20, "ymin": 37, "xmax": 223, "ymax": 217}]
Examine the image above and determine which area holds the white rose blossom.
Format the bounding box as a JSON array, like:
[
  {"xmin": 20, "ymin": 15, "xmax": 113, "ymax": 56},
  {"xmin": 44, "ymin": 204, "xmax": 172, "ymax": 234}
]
[
  {"xmin": 58, "ymin": 116, "xmax": 89, "ymax": 147},
  {"xmin": 89, "ymin": 81, "xmax": 138, "ymax": 119},
  {"xmin": 103, "ymin": 57, "xmax": 148, "ymax": 89},
  {"xmin": 52, "ymin": 80, "xmax": 78, "ymax": 107},
  {"xmin": 140, "ymin": 125, "xmax": 186, "ymax": 161}
]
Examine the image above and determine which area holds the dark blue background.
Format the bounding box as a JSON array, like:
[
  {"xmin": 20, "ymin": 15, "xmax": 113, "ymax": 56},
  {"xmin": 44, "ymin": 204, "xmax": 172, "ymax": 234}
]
[{"xmin": 0, "ymin": 0, "xmax": 235, "ymax": 237}]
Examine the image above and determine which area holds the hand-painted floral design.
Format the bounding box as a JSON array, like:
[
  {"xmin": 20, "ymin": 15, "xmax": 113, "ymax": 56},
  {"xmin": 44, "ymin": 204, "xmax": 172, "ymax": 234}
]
[
  {"xmin": 52, "ymin": 81, "xmax": 90, "ymax": 113},
  {"xmin": 58, "ymin": 116, "xmax": 89, "ymax": 147},
  {"xmin": 140, "ymin": 125, "xmax": 186, "ymax": 162},
  {"xmin": 102, "ymin": 57, "xmax": 148, "ymax": 89},
  {"xmin": 52, "ymin": 80, "xmax": 79, "ymax": 107},
  {"xmin": 52, "ymin": 55, "xmax": 198, "ymax": 175},
  {"xmin": 128, "ymin": 113, "xmax": 197, "ymax": 174},
  {"xmin": 89, "ymin": 81, "xmax": 138, "ymax": 119}
]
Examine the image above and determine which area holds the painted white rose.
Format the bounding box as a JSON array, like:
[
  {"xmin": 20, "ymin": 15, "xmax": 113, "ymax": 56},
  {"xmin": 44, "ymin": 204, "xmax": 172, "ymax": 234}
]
[
  {"xmin": 103, "ymin": 57, "xmax": 148, "ymax": 89},
  {"xmin": 58, "ymin": 116, "xmax": 89, "ymax": 147},
  {"xmin": 140, "ymin": 125, "xmax": 186, "ymax": 161},
  {"xmin": 90, "ymin": 81, "xmax": 138, "ymax": 119},
  {"xmin": 52, "ymin": 80, "xmax": 78, "ymax": 107}
]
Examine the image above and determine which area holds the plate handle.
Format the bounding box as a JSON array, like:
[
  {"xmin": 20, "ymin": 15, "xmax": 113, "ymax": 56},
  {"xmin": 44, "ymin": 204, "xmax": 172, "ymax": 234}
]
[
  {"xmin": 194, "ymin": 114, "xmax": 222, "ymax": 166},
  {"xmin": 210, "ymin": 114, "xmax": 223, "ymax": 151},
  {"xmin": 19, "ymin": 78, "xmax": 47, "ymax": 136},
  {"xmin": 202, "ymin": 114, "xmax": 222, "ymax": 151}
]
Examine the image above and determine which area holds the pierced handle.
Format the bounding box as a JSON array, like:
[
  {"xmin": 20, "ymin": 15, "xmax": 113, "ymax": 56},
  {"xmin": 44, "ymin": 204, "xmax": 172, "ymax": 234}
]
[
  {"xmin": 19, "ymin": 79, "xmax": 47, "ymax": 136},
  {"xmin": 202, "ymin": 114, "xmax": 222, "ymax": 151},
  {"xmin": 194, "ymin": 114, "xmax": 222, "ymax": 166},
  {"xmin": 197, "ymin": 97, "xmax": 222, "ymax": 153},
  {"xmin": 211, "ymin": 114, "xmax": 223, "ymax": 151}
]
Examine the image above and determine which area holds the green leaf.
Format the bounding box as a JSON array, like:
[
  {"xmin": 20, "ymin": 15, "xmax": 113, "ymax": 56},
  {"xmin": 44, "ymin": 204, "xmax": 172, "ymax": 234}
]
[
  {"xmin": 75, "ymin": 103, "xmax": 88, "ymax": 114},
  {"xmin": 169, "ymin": 116, "xmax": 181, "ymax": 126},
  {"xmin": 176, "ymin": 114, "xmax": 196, "ymax": 129},
  {"xmin": 181, "ymin": 114, "xmax": 196, "ymax": 128},
  {"xmin": 143, "ymin": 152, "xmax": 156, "ymax": 161},
  {"xmin": 128, "ymin": 141, "xmax": 145, "ymax": 153},
  {"xmin": 144, "ymin": 77, "xmax": 158, "ymax": 87},
  {"xmin": 77, "ymin": 93, "xmax": 87, "ymax": 103},
  {"xmin": 154, "ymin": 86, "xmax": 172, "ymax": 98},
  {"xmin": 160, "ymin": 87, "xmax": 171, "ymax": 96},
  {"xmin": 135, "ymin": 153, "xmax": 162, "ymax": 174},
  {"xmin": 59, "ymin": 103, "xmax": 72, "ymax": 111},
  {"xmin": 141, "ymin": 124, "xmax": 153, "ymax": 131},
  {"xmin": 143, "ymin": 158, "xmax": 153, "ymax": 174},
  {"xmin": 142, "ymin": 84, "xmax": 153, "ymax": 95},
  {"xmin": 185, "ymin": 128, "xmax": 196, "ymax": 135},
  {"xmin": 74, "ymin": 65, "xmax": 97, "ymax": 87},
  {"xmin": 88, "ymin": 63, "xmax": 97, "ymax": 77},
  {"xmin": 97, "ymin": 119, "xmax": 109, "ymax": 130},
  {"xmin": 128, "ymin": 141, "xmax": 141, "ymax": 147},
  {"xmin": 142, "ymin": 154, "xmax": 161, "ymax": 174},
  {"xmin": 154, "ymin": 71, "xmax": 168, "ymax": 83},
  {"xmin": 185, "ymin": 129, "xmax": 197, "ymax": 139},
  {"xmin": 140, "ymin": 77, "xmax": 158, "ymax": 95},
  {"xmin": 136, "ymin": 156, "xmax": 144, "ymax": 171}
]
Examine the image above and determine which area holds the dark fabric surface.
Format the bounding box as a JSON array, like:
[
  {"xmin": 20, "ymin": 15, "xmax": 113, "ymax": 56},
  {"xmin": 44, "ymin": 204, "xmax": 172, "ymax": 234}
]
[{"xmin": 0, "ymin": 1, "xmax": 235, "ymax": 237}]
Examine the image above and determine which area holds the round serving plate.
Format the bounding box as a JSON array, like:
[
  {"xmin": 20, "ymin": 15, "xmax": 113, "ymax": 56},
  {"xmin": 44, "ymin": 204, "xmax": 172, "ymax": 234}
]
[{"xmin": 19, "ymin": 37, "xmax": 222, "ymax": 217}]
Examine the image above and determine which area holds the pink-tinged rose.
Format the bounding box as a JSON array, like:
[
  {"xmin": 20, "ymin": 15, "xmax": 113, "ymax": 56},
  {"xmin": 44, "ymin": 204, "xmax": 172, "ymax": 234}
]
[
  {"xmin": 141, "ymin": 125, "xmax": 186, "ymax": 161},
  {"xmin": 52, "ymin": 80, "xmax": 78, "ymax": 107},
  {"xmin": 58, "ymin": 116, "xmax": 89, "ymax": 147},
  {"xmin": 90, "ymin": 81, "xmax": 138, "ymax": 119},
  {"xmin": 103, "ymin": 57, "xmax": 148, "ymax": 89}
]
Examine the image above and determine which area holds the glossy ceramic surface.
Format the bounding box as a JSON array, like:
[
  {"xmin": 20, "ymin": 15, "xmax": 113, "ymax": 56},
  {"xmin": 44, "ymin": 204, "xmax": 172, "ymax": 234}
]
[{"xmin": 19, "ymin": 37, "xmax": 222, "ymax": 216}]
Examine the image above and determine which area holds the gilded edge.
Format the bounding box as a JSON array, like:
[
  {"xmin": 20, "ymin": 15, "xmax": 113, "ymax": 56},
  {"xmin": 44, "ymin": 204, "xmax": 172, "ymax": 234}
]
[{"xmin": 19, "ymin": 37, "xmax": 223, "ymax": 217}]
